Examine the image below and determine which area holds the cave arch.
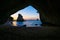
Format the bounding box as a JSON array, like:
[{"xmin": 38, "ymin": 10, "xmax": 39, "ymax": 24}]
[
  {"xmin": 10, "ymin": 5, "xmax": 42, "ymax": 27},
  {"xmin": 0, "ymin": 0, "xmax": 49, "ymax": 25},
  {"xmin": 8, "ymin": 4, "xmax": 47, "ymax": 26},
  {"xmin": 0, "ymin": 0, "xmax": 60, "ymax": 26}
]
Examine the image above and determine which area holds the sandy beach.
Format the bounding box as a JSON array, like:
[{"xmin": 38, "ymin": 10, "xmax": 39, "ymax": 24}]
[{"xmin": 0, "ymin": 25, "xmax": 60, "ymax": 40}]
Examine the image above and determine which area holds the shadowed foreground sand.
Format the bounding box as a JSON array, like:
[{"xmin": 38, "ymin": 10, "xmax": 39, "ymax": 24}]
[{"xmin": 0, "ymin": 25, "xmax": 60, "ymax": 40}]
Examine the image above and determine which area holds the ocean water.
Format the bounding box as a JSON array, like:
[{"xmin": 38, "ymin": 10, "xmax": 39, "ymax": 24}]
[{"xmin": 4, "ymin": 20, "xmax": 42, "ymax": 27}]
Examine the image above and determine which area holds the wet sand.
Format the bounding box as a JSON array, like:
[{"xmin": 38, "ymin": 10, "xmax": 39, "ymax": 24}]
[{"xmin": 0, "ymin": 25, "xmax": 60, "ymax": 40}]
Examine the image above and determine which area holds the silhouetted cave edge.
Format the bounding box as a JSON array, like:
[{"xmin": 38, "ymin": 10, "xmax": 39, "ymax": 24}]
[{"xmin": 0, "ymin": 0, "xmax": 60, "ymax": 26}]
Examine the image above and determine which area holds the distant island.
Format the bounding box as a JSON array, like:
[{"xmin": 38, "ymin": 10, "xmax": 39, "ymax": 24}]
[{"xmin": 36, "ymin": 19, "xmax": 39, "ymax": 21}]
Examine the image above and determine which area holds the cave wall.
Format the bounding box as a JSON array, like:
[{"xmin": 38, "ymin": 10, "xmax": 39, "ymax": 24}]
[
  {"xmin": 48, "ymin": 0, "xmax": 60, "ymax": 25},
  {"xmin": 0, "ymin": 0, "xmax": 60, "ymax": 25}
]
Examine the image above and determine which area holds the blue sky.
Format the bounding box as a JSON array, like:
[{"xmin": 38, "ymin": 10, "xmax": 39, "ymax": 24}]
[{"xmin": 11, "ymin": 6, "xmax": 40, "ymax": 20}]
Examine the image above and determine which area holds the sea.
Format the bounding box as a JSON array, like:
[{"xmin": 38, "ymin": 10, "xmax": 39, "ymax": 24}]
[{"xmin": 4, "ymin": 20, "xmax": 42, "ymax": 27}]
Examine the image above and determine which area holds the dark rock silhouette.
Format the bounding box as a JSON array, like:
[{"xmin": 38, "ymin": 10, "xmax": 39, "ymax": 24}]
[
  {"xmin": 0, "ymin": 0, "xmax": 60, "ymax": 26},
  {"xmin": 8, "ymin": 17, "xmax": 13, "ymax": 24},
  {"xmin": 8, "ymin": 17, "xmax": 13, "ymax": 21},
  {"xmin": 36, "ymin": 19, "xmax": 39, "ymax": 21},
  {"xmin": 17, "ymin": 14, "xmax": 24, "ymax": 21},
  {"xmin": 35, "ymin": 24, "xmax": 38, "ymax": 26},
  {"xmin": 0, "ymin": 0, "xmax": 60, "ymax": 40}
]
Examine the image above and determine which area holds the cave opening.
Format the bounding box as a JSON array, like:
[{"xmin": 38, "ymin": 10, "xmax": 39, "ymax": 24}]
[{"xmin": 5, "ymin": 5, "xmax": 42, "ymax": 27}]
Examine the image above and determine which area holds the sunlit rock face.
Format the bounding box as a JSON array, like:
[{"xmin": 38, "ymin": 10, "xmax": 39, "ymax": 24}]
[{"xmin": 0, "ymin": 0, "xmax": 60, "ymax": 26}]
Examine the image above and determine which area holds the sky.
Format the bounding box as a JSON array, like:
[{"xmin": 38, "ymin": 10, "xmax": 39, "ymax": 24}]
[{"xmin": 11, "ymin": 6, "xmax": 40, "ymax": 20}]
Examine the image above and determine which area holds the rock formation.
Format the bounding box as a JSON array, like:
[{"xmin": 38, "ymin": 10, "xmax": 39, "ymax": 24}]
[
  {"xmin": 0, "ymin": 0, "xmax": 60, "ymax": 26},
  {"xmin": 8, "ymin": 17, "xmax": 13, "ymax": 21},
  {"xmin": 17, "ymin": 14, "xmax": 24, "ymax": 21},
  {"xmin": 0, "ymin": 0, "xmax": 60, "ymax": 39}
]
